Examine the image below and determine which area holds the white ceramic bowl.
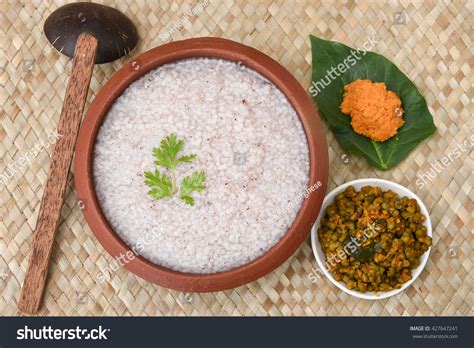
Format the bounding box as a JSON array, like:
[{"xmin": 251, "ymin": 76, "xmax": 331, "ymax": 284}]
[{"xmin": 311, "ymin": 178, "xmax": 432, "ymax": 300}]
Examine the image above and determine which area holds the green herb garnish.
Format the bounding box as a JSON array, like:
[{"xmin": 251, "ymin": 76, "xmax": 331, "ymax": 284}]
[
  {"xmin": 144, "ymin": 134, "xmax": 206, "ymax": 206},
  {"xmin": 179, "ymin": 170, "xmax": 206, "ymax": 206},
  {"xmin": 144, "ymin": 169, "xmax": 173, "ymax": 200}
]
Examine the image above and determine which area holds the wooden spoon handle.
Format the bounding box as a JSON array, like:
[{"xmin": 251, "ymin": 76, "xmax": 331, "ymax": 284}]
[{"xmin": 18, "ymin": 34, "xmax": 98, "ymax": 314}]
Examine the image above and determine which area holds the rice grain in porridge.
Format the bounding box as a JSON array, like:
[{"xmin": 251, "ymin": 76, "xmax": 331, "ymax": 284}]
[{"xmin": 93, "ymin": 58, "xmax": 309, "ymax": 274}]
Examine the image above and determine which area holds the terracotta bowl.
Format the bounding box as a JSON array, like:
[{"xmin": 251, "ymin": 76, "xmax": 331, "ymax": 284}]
[{"xmin": 74, "ymin": 37, "xmax": 329, "ymax": 292}]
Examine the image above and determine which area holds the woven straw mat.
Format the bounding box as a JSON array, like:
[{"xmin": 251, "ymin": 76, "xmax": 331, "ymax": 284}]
[{"xmin": 1, "ymin": 0, "xmax": 472, "ymax": 316}]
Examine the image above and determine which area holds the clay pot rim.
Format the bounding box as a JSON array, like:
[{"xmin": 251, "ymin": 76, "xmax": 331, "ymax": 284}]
[{"xmin": 74, "ymin": 37, "xmax": 328, "ymax": 292}]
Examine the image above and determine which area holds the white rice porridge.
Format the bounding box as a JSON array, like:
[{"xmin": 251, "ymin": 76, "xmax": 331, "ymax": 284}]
[{"xmin": 93, "ymin": 58, "xmax": 309, "ymax": 273}]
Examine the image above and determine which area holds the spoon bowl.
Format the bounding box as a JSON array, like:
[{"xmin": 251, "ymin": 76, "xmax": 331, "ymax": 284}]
[{"xmin": 44, "ymin": 2, "xmax": 138, "ymax": 63}]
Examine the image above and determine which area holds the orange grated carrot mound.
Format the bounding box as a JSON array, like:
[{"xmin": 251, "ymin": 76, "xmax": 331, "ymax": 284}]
[{"xmin": 340, "ymin": 79, "xmax": 404, "ymax": 142}]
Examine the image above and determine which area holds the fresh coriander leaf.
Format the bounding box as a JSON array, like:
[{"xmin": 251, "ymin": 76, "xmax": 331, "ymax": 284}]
[
  {"xmin": 177, "ymin": 154, "xmax": 197, "ymax": 164},
  {"xmin": 144, "ymin": 169, "xmax": 173, "ymax": 200},
  {"xmin": 145, "ymin": 134, "xmax": 206, "ymax": 206},
  {"xmin": 180, "ymin": 195, "xmax": 195, "ymax": 206},
  {"xmin": 180, "ymin": 170, "xmax": 206, "ymax": 194},
  {"xmin": 152, "ymin": 133, "xmax": 185, "ymax": 169},
  {"xmin": 179, "ymin": 170, "xmax": 206, "ymax": 205}
]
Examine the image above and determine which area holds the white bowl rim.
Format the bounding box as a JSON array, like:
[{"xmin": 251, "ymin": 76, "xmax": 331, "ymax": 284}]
[{"xmin": 310, "ymin": 178, "xmax": 432, "ymax": 300}]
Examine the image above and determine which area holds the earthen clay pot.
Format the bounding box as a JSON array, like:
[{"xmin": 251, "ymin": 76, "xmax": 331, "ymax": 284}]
[{"xmin": 74, "ymin": 37, "xmax": 329, "ymax": 292}]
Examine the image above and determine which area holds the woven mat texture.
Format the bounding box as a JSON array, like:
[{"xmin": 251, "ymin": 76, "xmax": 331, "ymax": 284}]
[{"xmin": 1, "ymin": 0, "xmax": 472, "ymax": 316}]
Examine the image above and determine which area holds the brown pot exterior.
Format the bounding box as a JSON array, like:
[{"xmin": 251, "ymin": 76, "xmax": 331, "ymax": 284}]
[{"xmin": 74, "ymin": 37, "xmax": 329, "ymax": 292}]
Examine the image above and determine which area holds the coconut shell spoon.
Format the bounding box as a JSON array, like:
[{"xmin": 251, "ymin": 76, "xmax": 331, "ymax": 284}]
[{"xmin": 18, "ymin": 2, "xmax": 138, "ymax": 314}]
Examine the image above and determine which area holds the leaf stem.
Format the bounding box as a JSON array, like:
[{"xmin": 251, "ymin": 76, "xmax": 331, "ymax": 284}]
[{"xmin": 171, "ymin": 166, "xmax": 178, "ymax": 194}]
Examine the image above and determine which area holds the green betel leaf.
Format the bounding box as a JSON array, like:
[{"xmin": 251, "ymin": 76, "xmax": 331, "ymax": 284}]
[{"xmin": 309, "ymin": 35, "xmax": 436, "ymax": 170}]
